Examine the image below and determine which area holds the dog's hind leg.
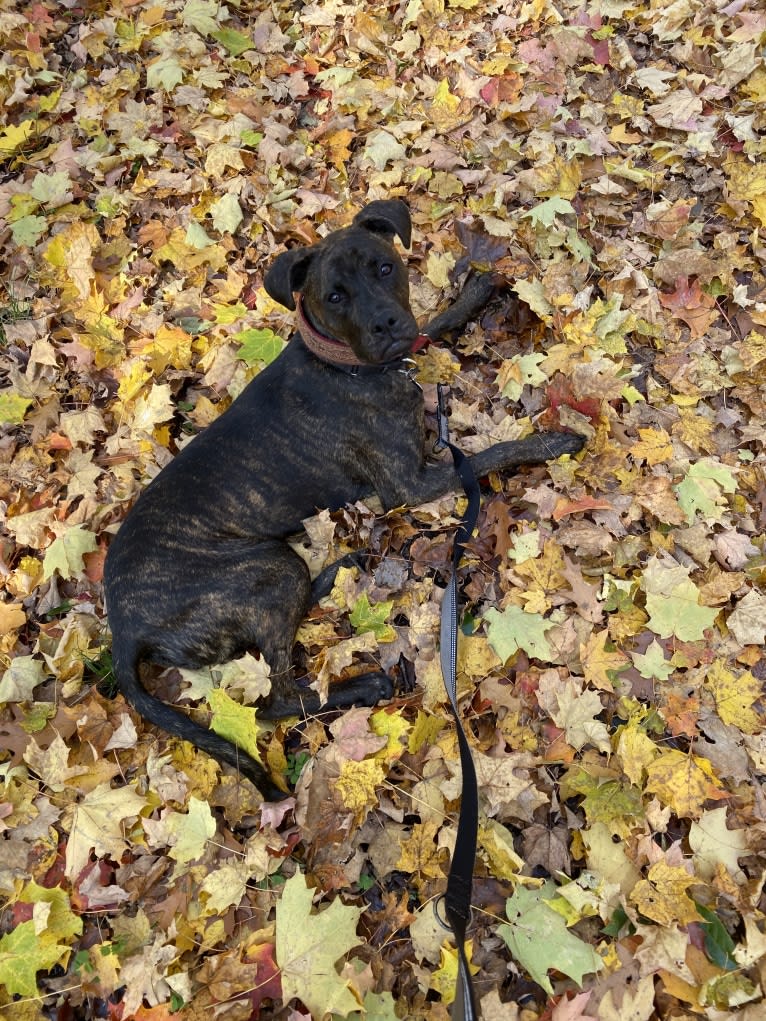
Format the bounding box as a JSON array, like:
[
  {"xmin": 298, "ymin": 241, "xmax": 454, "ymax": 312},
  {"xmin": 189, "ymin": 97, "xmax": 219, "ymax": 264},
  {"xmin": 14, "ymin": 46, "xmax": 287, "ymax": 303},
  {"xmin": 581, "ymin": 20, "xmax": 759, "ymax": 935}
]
[{"xmin": 310, "ymin": 550, "xmax": 373, "ymax": 602}]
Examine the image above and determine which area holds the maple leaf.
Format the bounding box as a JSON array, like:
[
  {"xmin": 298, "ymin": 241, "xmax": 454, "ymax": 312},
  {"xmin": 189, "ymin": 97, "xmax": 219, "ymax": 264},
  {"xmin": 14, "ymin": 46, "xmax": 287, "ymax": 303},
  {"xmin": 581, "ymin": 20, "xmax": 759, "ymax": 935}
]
[
  {"xmin": 659, "ymin": 277, "xmax": 719, "ymax": 339},
  {"xmin": 334, "ymin": 758, "xmax": 385, "ymax": 823},
  {"xmin": 499, "ymin": 884, "xmax": 603, "ymax": 996},
  {"xmin": 674, "ymin": 458, "xmax": 737, "ymax": 523},
  {"xmin": 0, "ymin": 655, "xmax": 46, "ymax": 702},
  {"xmin": 630, "ymin": 861, "xmax": 700, "ymax": 927},
  {"xmin": 703, "ymin": 660, "xmax": 761, "ymax": 734},
  {"xmin": 429, "ymin": 941, "xmax": 478, "ymax": 1005},
  {"xmin": 276, "ymin": 872, "xmax": 363, "ymax": 1018},
  {"xmin": 645, "ymin": 579, "xmax": 718, "ymax": 642},
  {"xmin": 630, "ymin": 640, "xmax": 674, "ymax": 681},
  {"xmin": 727, "ymin": 589, "xmax": 766, "ymax": 646},
  {"xmin": 579, "ymin": 629, "xmax": 629, "ymax": 691},
  {"xmin": 65, "ymin": 782, "xmax": 148, "ymax": 879},
  {"xmin": 0, "ymin": 920, "xmax": 70, "ymax": 998},
  {"xmin": 689, "ymin": 807, "xmax": 749, "ymax": 884},
  {"xmin": 165, "ymin": 796, "xmax": 217, "ymax": 876},
  {"xmin": 0, "ymin": 392, "xmax": 34, "ymax": 424},
  {"xmin": 484, "ymin": 604, "xmax": 554, "ymax": 662},
  {"xmin": 349, "ymin": 592, "xmax": 396, "ymax": 641},
  {"xmin": 208, "ymin": 687, "xmax": 264, "ymax": 765},
  {"xmin": 537, "ymin": 675, "xmax": 611, "ymax": 754},
  {"xmin": 42, "ymin": 524, "xmax": 98, "ymax": 581},
  {"xmin": 645, "ymin": 749, "xmax": 724, "ymax": 819},
  {"xmin": 235, "ymin": 326, "xmax": 285, "ymax": 366}
]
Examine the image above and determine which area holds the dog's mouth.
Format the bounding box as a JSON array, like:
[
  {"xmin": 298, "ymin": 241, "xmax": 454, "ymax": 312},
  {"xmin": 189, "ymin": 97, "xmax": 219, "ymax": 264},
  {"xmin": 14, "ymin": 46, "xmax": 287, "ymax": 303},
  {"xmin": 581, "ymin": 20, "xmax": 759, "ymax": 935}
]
[{"xmin": 371, "ymin": 331, "xmax": 420, "ymax": 363}]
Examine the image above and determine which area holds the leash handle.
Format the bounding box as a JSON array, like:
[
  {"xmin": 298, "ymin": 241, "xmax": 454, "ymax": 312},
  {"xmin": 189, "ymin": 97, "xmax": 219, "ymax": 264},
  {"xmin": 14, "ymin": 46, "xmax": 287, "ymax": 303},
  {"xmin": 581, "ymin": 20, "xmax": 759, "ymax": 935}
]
[{"xmin": 437, "ymin": 386, "xmax": 482, "ymax": 1021}]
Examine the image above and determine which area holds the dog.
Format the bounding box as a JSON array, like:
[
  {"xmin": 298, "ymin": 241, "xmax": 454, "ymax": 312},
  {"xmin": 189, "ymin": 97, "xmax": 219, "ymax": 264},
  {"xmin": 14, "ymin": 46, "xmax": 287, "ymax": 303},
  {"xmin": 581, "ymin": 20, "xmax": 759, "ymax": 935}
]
[{"xmin": 104, "ymin": 200, "xmax": 583, "ymax": 799}]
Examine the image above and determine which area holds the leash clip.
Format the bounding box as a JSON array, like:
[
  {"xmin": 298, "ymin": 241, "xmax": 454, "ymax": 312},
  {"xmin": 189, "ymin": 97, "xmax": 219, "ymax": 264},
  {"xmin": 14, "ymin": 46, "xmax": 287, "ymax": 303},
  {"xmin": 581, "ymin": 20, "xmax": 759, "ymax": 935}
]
[{"xmin": 435, "ymin": 382, "xmax": 451, "ymax": 452}]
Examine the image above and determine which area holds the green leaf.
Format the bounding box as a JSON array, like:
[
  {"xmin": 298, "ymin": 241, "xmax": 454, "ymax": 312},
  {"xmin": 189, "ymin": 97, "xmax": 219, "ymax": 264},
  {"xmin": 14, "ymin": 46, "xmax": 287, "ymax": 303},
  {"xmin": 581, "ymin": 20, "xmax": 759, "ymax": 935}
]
[
  {"xmin": 208, "ymin": 687, "xmax": 263, "ymax": 764},
  {"xmin": 30, "ymin": 170, "xmax": 71, "ymax": 204},
  {"xmin": 645, "ymin": 579, "xmax": 717, "ymax": 642},
  {"xmin": 675, "ymin": 458, "xmax": 737, "ymax": 524},
  {"xmin": 42, "ymin": 525, "xmax": 98, "ymax": 581},
  {"xmin": 18, "ymin": 881, "xmax": 83, "ymax": 942},
  {"xmin": 630, "ymin": 639, "xmax": 674, "ymax": 681},
  {"xmin": 0, "ymin": 921, "xmax": 69, "ymax": 998},
  {"xmin": 235, "ymin": 327, "xmax": 286, "ymax": 366},
  {"xmin": 210, "ymin": 191, "xmax": 243, "ymax": 234},
  {"xmin": 211, "ymin": 27, "xmax": 253, "ymax": 55},
  {"xmin": 240, "ymin": 129, "xmax": 263, "ymax": 148},
  {"xmin": 146, "ymin": 54, "xmax": 184, "ymax": 91},
  {"xmin": 0, "ymin": 655, "xmax": 46, "ymax": 702},
  {"xmin": 349, "ymin": 593, "xmax": 396, "ymax": 642},
  {"xmin": 165, "ymin": 795, "xmax": 217, "ymax": 873},
  {"xmin": 181, "ymin": 0, "xmax": 222, "ymax": 35},
  {"xmin": 11, "ymin": 214, "xmax": 47, "ymax": 246},
  {"xmin": 522, "ymin": 196, "xmax": 575, "ymax": 227},
  {"xmin": 697, "ymin": 904, "xmax": 737, "ymax": 971},
  {"xmin": 185, "ymin": 220, "xmax": 214, "ymax": 249},
  {"xmin": 276, "ymin": 872, "xmax": 363, "ymax": 1018},
  {"xmin": 499, "ymin": 352, "xmax": 546, "ymax": 402},
  {"xmin": 0, "ymin": 392, "xmax": 34, "ymax": 424},
  {"xmin": 484, "ymin": 604, "xmax": 553, "ymax": 663},
  {"xmin": 498, "ymin": 884, "xmax": 603, "ymax": 996}
]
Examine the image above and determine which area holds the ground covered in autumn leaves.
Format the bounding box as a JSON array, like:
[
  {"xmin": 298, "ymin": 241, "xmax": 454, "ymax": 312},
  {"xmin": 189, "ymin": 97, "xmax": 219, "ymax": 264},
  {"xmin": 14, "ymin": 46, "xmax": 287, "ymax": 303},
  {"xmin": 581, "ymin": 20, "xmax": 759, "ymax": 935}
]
[{"xmin": 1, "ymin": 0, "xmax": 766, "ymax": 1018}]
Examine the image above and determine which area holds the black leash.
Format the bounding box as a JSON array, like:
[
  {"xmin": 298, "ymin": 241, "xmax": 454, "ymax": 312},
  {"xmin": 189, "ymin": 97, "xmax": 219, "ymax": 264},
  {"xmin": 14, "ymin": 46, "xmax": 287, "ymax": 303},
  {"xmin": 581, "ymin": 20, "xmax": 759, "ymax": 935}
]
[{"xmin": 435, "ymin": 383, "xmax": 482, "ymax": 1021}]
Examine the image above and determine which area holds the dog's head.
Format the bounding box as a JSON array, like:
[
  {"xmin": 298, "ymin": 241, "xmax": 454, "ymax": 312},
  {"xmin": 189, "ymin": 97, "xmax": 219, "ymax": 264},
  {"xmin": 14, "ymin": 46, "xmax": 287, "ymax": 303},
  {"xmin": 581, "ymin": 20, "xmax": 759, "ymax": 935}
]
[{"xmin": 264, "ymin": 200, "xmax": 419, "ymax": 365}]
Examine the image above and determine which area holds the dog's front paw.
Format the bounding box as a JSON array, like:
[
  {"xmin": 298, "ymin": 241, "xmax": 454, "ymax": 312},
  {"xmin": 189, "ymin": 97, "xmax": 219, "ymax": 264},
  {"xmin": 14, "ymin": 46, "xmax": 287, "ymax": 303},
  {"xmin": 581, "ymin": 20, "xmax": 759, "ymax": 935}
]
[
  {"xmin": 371, "ymin": 673, "xmax": 395, "ymax": 702},
  {"xmin": 546, "ymin": 432, "xmax": 585, "ymax": 458}
]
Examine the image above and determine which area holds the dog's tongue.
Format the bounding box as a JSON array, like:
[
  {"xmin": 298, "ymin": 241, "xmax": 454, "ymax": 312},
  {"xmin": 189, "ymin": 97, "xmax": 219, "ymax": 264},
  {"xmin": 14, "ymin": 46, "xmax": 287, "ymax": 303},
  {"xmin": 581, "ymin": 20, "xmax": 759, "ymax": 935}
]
[{"xmin": 411, "ymin": 333, "xmax": 431, "ymax": 353}]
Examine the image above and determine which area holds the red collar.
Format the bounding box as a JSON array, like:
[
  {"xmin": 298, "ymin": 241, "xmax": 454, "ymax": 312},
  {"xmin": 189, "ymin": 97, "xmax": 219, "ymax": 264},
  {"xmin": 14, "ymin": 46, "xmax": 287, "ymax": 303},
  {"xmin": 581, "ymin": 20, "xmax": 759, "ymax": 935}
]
[{"xmin": 295, "ymin": 294, "xmax": 430, "ymax": 368}]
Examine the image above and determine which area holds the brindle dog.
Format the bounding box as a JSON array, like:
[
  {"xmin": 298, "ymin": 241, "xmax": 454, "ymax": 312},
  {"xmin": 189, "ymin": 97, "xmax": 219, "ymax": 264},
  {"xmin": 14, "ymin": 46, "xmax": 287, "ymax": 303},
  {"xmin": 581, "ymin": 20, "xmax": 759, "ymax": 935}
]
[{"xmin": 104, "ymin": 200, "xmax": 583, "ymax": 798}]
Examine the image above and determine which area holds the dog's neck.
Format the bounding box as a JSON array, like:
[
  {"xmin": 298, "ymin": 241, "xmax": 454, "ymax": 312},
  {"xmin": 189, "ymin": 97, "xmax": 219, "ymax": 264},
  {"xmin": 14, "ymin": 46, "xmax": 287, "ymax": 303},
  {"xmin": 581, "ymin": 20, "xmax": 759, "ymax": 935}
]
[{"xmin": 295, "ymin": 294, "xmax": 430, "ymax": 370}]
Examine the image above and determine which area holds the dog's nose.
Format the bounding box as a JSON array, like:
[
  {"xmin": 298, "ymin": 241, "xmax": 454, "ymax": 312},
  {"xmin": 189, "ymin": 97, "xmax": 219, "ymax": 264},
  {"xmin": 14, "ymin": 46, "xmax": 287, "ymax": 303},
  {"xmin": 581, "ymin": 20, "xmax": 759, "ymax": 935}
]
[{"xmin": 371, "ymin": 313, "xmax": 402, "ymax": 336}]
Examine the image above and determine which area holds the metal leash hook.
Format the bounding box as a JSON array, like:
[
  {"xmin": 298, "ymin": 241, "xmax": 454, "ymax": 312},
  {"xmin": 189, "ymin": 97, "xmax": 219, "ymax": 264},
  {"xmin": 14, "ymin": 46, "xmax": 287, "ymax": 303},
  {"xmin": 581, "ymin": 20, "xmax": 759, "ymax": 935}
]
[{"xmin": 435, "ymin": 382, "xmax": 482, "ymax": 1021}]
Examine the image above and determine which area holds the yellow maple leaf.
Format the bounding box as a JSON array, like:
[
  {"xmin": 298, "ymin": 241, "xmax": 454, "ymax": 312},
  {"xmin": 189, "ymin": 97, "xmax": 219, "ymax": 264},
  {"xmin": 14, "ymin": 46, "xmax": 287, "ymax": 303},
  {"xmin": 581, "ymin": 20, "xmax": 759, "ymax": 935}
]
[
  {"xmin": 0, "ymin": 119, "xmax": 43, "ymax": 155},
  {"xmin": 139, "ymin": 323, "xmax": 194, "ymax": 375},
  {"xmin": 515, "ymin": 539, "xmax": 566, "ymax": 614},
  {"xmin": 43, "ymin": 221, "xmax": 100, "ymax": 301},
  {"xmin": 535, "ymin": 155, "xmax": 582, "ymax": 200},
  {"xmin": 579, "ymin": 629, "xmax": 629, "ymax": 691},
  {"xmin": 645, "ymin": 749, "xmax": 723, "ymax": 818},
  {"xmin": 479, "ymin": 819, "xmax": 525, "ymax": 881},
  {"xmin": 704, "ymin": 660, "xmax": 761, "ymax": 734},
  {"xmin": 724, "ymin": 154, "xmax": 766, "ymax": 227},
  {"xmin": 430, "ymin": 78, "xmax": 462, "ymax": 133},
  {"xmin": 689, "ymin": 806, "xmax": 748, "ymax": 883},
  {"xmin": 630, "ymin": 861, "xmax": 700, "ymax": 926},
  {"xmin": 631, "ymin": 427, "xmax": 673, "ymax": 466},
  {"xmin": 335, "ymin": 758, "xmax": 385, "ymax": 822},
  {"xmin": 397, "ymin": 820, "xmax": 445, "ymax": 880},
  {"xmin": 370, "ymin": 707, "xmax": 410, "ymax": 761},
  {"xmin": 672, "ymin": 406, "xmax": 715, "ymax": 451},
  {"xmin": 408, "ymin": 710, "xmax": 445, "ymax": 754},
  {"xmin": 117, "ymin": 358, "xmax": 153, "ymax": 403},
  {"xmin": 324, "ymin": 127, "xmax": 354, "ymax": 169},
  {"xmin": 430, "ymin": 941, "xmax": 478, "ymax": 1005},
  {"xmin": 616, "ymin": 721, "xmax": 659, "ymax": 787},
  {"xmin": 65, "ymin": 781, "xmax": 147, "ymax": 879}
]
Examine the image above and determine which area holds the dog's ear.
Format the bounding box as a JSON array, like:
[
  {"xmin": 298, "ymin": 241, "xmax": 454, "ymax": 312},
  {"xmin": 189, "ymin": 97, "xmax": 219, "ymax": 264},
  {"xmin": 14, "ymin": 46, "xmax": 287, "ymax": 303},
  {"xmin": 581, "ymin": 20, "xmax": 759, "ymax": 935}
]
[
  {"xmin": 263, "ymin": 247, "xmax": 318, "ymax": 310},
  {"xmin": 352, "ymin": 199, "xmax": 412, "ymax": 249}
]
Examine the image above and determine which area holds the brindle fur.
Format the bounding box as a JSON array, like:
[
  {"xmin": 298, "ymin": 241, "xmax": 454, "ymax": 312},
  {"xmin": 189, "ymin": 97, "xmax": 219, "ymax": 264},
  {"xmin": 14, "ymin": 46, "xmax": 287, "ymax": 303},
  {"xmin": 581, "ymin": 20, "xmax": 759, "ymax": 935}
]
[{"xmin": 104, "ymin": 200, "xmax": 583, "ymax": 799}]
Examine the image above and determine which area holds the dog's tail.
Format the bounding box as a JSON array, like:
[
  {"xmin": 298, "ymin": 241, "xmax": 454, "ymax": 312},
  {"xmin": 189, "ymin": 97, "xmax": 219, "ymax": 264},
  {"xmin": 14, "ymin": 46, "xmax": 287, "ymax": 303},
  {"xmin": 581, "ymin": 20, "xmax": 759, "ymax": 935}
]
[{"xmin": 111, "ymin": 639, "xmax": 285, "ymax": 801}]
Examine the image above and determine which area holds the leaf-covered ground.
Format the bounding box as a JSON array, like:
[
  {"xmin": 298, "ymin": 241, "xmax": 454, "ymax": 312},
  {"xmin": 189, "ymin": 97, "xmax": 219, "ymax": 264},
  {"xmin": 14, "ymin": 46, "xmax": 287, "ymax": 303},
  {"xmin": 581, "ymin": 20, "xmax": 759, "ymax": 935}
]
[{"xmin": 1, "ymin": 0, "xmax": 766, "ymax": 1018}]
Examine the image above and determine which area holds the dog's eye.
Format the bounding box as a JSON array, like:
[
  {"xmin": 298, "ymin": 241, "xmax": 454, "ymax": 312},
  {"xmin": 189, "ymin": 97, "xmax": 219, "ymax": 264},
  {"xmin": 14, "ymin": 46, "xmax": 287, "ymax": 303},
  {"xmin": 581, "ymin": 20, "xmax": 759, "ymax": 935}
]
[
  {"xmin": 327, "ymin": 292, "xmax": 343, "ymax": 304},
  {"xmin": 379, "ymin": 262, "xmax": 393, "ymax": 277}
]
